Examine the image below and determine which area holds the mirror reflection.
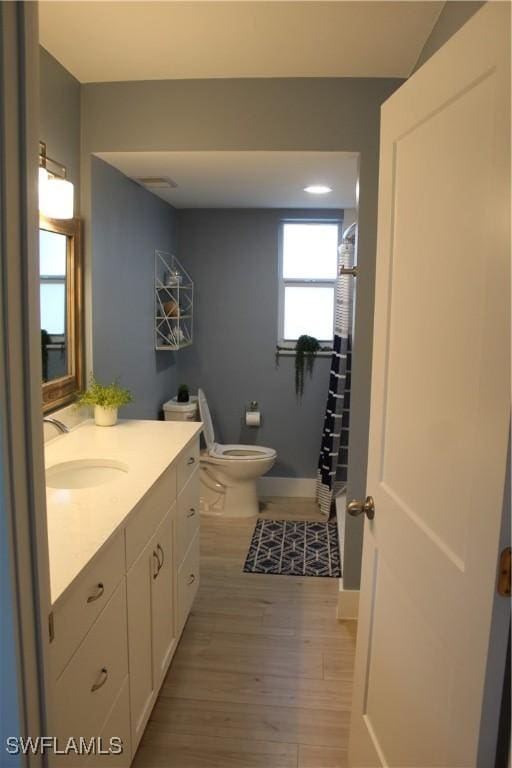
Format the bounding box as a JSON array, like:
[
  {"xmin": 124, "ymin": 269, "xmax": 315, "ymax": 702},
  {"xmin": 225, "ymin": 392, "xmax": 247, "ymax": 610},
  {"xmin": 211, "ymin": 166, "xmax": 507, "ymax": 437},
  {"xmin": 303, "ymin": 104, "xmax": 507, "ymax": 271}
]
[{"xmin": 40, "ymin": 228, "xmax": 68, "ymax": 383}]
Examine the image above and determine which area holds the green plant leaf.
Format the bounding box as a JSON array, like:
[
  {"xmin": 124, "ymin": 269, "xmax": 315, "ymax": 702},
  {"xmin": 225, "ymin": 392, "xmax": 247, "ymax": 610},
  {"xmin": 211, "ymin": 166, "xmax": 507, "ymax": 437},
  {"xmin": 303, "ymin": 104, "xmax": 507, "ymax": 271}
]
[
  {"xmin": 294, "ymin": 335, "xmax": 320, "ymax": 400},
  {"xmin": 76, "ymin": 375, "xmax": 134, "ymax": 409}
]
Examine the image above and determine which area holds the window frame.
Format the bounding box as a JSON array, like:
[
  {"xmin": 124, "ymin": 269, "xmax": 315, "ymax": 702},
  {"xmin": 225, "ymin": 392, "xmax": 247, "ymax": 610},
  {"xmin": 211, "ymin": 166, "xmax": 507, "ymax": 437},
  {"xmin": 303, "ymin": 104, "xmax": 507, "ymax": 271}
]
[{"xmin": 277, "ymin": 218, "xmax": 342, "ymax": 348}]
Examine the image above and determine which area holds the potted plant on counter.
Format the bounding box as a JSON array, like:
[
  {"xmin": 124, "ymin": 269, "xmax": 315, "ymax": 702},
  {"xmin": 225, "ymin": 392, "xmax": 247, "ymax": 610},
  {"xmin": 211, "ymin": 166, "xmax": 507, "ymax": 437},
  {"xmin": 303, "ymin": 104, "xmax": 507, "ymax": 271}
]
[{"xmin": 77, "ymin": 376, "xmax": 134, "ymax": 426}]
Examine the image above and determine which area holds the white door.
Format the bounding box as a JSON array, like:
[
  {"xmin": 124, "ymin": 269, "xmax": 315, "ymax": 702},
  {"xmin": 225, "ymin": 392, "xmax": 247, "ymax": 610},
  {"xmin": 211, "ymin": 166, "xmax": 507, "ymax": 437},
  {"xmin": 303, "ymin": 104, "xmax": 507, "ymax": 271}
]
[{"xmin": 349, "ymin": 4, "xmax": 510, "ymax": 767}]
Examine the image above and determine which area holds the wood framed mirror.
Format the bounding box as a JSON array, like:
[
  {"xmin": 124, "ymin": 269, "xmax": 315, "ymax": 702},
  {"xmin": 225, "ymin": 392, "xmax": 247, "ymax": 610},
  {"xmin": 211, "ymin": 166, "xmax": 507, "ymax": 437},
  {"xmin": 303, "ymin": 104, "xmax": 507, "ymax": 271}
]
[{"xmin": 39, "ymin": 215, "xmax": 83, "ymax": 411}]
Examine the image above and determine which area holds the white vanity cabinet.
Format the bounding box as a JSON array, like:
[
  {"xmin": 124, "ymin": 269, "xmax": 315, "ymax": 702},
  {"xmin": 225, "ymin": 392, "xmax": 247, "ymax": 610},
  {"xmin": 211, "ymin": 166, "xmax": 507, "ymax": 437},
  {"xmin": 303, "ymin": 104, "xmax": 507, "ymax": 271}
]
[{"xmin": 48, "ymin": 432, "xmax": 201, "ymax": 767}]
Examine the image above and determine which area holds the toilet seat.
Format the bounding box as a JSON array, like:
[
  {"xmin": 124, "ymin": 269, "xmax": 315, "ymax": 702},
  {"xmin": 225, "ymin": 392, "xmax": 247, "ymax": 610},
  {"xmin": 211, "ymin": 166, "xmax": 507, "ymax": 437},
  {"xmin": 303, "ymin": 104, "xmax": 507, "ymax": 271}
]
[
  {"xmin": 208, "ymin": 443, "xmax": 276, "ymax": 461},
  {"xmin": 198, "ymin": 389, "xmax": 275, "ymax": 462}
]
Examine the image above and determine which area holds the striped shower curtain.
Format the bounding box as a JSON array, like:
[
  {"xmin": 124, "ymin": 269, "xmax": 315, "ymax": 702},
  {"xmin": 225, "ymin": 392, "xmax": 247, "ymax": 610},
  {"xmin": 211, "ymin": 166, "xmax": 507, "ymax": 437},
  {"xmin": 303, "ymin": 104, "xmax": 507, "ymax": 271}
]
[{"xmin": 316, "ymin": 235, "xmax": 355, "ymax": 517}]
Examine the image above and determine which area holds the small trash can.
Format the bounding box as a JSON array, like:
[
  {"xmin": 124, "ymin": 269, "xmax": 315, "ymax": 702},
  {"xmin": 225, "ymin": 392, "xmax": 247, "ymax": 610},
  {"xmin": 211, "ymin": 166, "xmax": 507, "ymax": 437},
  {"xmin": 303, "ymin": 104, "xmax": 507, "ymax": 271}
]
[{"xmin": 163, "ymin": 396, "xmax": 199, "ymax": 422}]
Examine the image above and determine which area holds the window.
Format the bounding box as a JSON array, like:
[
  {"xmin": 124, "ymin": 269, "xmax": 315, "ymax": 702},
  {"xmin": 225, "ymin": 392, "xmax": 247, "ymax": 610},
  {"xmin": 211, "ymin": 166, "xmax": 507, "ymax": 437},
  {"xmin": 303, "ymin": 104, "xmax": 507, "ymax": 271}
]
[{"xmin": 278, "ymin": 221, "xmax": 340, "ymax": 346}]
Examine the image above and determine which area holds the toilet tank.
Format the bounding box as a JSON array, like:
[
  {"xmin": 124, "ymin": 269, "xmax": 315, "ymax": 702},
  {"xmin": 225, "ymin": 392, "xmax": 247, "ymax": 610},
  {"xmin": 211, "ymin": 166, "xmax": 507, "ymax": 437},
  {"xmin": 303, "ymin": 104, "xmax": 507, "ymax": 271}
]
[{"xmin": 162, "ymin": 396, "xmax": 199, "ymax": 422}]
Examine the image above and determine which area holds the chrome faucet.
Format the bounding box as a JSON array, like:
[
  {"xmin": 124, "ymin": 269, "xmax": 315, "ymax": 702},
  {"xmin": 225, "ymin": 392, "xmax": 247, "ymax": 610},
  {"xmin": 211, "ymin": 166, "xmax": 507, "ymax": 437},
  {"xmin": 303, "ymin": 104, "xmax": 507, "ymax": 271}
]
[{"xmin": 43, "ymin": 417, "xmax": 70, "ymax": 434}]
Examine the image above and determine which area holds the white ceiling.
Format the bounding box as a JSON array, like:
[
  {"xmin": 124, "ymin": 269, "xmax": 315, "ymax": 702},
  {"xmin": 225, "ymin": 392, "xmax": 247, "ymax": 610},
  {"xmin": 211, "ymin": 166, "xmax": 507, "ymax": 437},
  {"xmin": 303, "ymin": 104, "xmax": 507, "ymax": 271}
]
[
  {"xmin": 39, "ymin": 1, "xmax": 444, "ymax": 83},
  {"xmin": 96, "ymin": 151, "xmax": 359, "ymax": 208}
]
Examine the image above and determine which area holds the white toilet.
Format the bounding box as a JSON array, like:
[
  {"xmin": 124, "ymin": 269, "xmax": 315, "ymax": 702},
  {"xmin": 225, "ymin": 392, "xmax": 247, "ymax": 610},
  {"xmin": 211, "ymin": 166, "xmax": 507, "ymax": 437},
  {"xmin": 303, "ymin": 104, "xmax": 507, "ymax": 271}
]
[{"xmin": 198, "ymin": 389, "xmax": 276, "ymax": 518}]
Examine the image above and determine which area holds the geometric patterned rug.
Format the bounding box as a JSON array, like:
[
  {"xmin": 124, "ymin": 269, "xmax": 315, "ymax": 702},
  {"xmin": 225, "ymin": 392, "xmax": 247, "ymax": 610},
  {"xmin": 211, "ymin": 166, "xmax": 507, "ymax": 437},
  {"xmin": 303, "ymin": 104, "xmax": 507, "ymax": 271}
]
[{"xmin": 243, "ymin": 519, "xmax": 341, "ymax": 578}]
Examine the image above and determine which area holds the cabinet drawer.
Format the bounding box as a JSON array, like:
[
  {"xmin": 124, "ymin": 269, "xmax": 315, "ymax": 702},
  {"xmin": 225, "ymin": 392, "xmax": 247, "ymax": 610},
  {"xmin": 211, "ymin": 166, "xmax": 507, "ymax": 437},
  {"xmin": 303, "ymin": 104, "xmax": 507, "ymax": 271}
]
[
  {"xmin": 176, "ymin": 471, "xmax": 200, "ymax": 563},
  {"xmin": 51, "ymin": 534, "xmax": 125, "ymax": 679},
  {"xmin": 177, "ymin": 532, "xmax": 200, "ymax": 633},
  {"xmin": 54, "ymin": 581, "xmax": 129, "ymax": 745},
  {"xmin": 125, "ymin": 463, "xmax": 177, "ymax": 568},
  {"xmin": 53, "ymin": 677, "xmax": 131, "ymax": 767},
  {"xmin": 177, "ymin": 438, "xmax": 200, "ymax": 492},
  {"xmin": 90, "ymin": 677, "xmax": 132, "ymax": 767}
]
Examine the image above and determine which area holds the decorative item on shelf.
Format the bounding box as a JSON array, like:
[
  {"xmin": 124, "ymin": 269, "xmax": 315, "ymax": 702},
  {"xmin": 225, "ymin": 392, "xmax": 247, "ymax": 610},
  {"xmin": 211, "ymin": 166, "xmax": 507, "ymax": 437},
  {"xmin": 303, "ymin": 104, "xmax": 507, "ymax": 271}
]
[
  {"xmin": 76, "ymin": 376, "xmax": 133, "ymax": 427},
  {"xmin": 177, "ymin": 384, "xmax": 190, "ymax": 403},
  {"xmin": 294, "ymin": 335, "xmax": 320, "ymax": 399},
  {"xmin": 163, "ymin": 300, "xmax": 179, "ymax": 318},
  {"xmin": 165, "ymin": 268, "xmax": 183, "ymax": 286}
]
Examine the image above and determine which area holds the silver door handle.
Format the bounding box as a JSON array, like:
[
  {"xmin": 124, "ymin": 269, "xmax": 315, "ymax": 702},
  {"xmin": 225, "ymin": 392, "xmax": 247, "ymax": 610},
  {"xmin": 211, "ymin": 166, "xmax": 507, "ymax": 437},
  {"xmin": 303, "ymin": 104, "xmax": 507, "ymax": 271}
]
[
  {"xmin": 347, "ymin": 496, "xmax": 375, "ymax": 520},
  {"xmin": 156, "ymin": 543, "xmax": 164, "ymax": 569},
  {"xmin": 187, "ymin": 574, "xmax": 196, "ymax": 585},
  {"xmin": 187, "ymin": 457, "xmax": 195, "ymax": 465},
  {"xmin": 187, "ymin": 508, "xmax": 196, "ymax": 517}
]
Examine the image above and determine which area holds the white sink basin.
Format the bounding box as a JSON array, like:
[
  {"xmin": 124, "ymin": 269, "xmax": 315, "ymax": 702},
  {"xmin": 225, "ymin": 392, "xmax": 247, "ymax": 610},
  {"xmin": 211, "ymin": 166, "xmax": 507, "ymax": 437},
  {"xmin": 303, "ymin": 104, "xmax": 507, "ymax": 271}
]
[{"xmin": 46, "ymin": 459, "xmax": 129, "ymax": 490}]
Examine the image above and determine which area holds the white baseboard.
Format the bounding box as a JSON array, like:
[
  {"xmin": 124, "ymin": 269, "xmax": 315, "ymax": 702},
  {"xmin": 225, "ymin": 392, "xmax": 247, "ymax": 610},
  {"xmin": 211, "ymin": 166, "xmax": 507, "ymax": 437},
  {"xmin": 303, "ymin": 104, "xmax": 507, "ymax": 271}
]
[
  {"xmin": 258, "ymin": 477, "xmax": 316, "ymax": 498},
  {"xmin": 334, "ymin": 496, "xmax": 359, "ymax": 620},
  {"xmin": 337, "ymin": 581, "xmax": 360, "ymax": 621}
]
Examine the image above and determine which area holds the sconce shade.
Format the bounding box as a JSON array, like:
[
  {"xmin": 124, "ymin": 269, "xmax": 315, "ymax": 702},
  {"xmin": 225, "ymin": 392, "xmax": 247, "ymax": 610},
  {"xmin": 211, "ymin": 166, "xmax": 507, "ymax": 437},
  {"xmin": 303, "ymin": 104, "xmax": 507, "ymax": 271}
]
[{"xmin": 39, "ymin": 175, "xmax": 74, "ymax": 219}]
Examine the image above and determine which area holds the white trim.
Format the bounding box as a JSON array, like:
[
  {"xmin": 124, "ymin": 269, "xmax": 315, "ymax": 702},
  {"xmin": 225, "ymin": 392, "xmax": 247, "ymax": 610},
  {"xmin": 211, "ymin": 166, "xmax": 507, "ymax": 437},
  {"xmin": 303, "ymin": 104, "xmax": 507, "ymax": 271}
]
[
  {"xmin": 335, "ymin": 495, "xmax": 359, "ymax": 620},
  {"xmin": 337, "ymin": 581, "xmax": 360, "ymax": 621},
  {"xmin": 335, "ymin": 493, "xmax": 346, "ymax": 551},
  {"xmin": 0, "ymin": 4, "xmax": 51, "ymax": 760},
  {"xmin": 258, "ymin": 476, "xmax": 316, "ymax": 498}
]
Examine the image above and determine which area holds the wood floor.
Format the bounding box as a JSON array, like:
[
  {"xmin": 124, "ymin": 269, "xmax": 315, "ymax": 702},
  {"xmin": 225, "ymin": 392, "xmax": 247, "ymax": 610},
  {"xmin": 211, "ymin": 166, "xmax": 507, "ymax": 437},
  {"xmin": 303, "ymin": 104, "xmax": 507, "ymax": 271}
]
[{"xmin": 133, "ymin": 498, "xmax": 356, "ymax": 768}]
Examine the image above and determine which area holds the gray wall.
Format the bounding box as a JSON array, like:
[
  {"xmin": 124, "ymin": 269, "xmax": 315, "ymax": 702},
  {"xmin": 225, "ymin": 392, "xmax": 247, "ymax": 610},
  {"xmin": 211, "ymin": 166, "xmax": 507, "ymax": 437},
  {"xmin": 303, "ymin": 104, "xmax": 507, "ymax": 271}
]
[
  {"xmin": 91, "ymin": 157, "xmax": 178, "ymax": 419},
  {"xmin": 81, "ymin": 76, "xmax": 402, "ymax": 587},
  {"xmin": 40, "ymin": 48, "xmax": 81, "ymax": 211},
  {"xmin": 177, "ymin": 208, "xmax": 342, "ymax": 478},
  {"xmin": 413, "ymin": 1, "xmax": 485, "ymax": 72}
]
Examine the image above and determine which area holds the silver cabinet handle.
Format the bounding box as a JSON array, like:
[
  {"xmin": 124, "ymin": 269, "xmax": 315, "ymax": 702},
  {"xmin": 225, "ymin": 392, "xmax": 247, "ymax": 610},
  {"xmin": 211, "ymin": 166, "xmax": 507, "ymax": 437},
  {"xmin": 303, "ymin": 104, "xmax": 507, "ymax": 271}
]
[
  {"xmin": 187, "ymin": 456, "xmax": 195, "ymax": 465},
  {"xmin": 187, "ymin": 508, "xmax": 196, "ymax": 518},
  {"xmin": 91, "ymin": 667, "xmax": 108, "ymax": 692},
  {"xmin": 187, "ymin": 574, "xmax": 196, "ymax": 585},
  {"xmin": 86, "ymin": 583, "xmax": 104, "ymax": 603},
  {"xmin": 152, "ymin": 551, "xmax": 160, "ymax": 579},
  {"xmin": 156, "ymin": 543, "xmax": 164, "ymax": 569}
]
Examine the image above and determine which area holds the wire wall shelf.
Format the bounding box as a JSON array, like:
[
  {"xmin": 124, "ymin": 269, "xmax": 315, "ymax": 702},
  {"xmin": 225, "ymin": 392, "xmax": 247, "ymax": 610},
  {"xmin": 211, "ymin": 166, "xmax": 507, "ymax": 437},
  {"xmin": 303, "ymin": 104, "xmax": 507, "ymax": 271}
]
[{"xmin": 154, "ymin": 251, "xmax": 194, "ymax": 351}]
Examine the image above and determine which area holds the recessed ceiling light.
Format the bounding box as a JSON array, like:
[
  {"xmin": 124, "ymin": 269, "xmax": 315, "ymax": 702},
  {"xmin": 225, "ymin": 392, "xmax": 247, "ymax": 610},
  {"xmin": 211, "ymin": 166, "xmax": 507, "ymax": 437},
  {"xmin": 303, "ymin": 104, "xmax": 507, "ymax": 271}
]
[{"xmin": 304, "ymin": 184, "xmax": 332, "ymax": 195}]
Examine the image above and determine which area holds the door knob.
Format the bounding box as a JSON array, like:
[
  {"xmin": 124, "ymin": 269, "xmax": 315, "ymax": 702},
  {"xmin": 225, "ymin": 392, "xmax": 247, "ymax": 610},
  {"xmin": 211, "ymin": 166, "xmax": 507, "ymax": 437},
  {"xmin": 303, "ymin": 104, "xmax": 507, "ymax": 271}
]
[{"xmin": 347, "ymin": 496, "xmax": 375, "ymax": 520}]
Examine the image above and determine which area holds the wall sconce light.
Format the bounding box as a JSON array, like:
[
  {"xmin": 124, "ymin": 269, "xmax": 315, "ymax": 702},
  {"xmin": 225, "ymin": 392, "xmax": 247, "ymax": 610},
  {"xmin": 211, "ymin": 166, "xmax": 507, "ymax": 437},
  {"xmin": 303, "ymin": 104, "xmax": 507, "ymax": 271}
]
[{"xmin": 39, "ymin": 141, "xmax": 74, "ymax": 219}]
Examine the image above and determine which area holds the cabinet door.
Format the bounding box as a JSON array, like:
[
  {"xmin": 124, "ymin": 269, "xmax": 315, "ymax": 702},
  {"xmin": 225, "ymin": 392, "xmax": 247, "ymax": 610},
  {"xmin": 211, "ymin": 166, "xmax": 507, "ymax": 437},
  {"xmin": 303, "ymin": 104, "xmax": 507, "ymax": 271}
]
[
  {"xmin": 126, "ymin": 533, "xmax": 159, "ymax": 750},
  {"xmin": 177, "ymin": 531, "xmax": 200, "ymax": 635},
  {"xmin": 151, "ymin": 511, "xmax": 176, "ymax": 686}
]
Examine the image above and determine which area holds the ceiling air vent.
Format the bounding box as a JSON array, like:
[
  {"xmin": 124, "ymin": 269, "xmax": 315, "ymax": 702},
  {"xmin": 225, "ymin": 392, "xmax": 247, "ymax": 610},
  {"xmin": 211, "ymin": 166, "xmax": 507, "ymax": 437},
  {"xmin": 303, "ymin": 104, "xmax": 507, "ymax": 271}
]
[{"xmin": 136, "ymin": 177, "xmax": 178, "ymax": 189}]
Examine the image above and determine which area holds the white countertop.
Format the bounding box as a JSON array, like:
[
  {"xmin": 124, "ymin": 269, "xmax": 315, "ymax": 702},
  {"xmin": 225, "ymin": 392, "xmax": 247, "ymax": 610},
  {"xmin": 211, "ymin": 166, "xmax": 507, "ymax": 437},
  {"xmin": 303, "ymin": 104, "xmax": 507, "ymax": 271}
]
[{"xmin": 45, "ymin": 419, "xmax": 202, "ymax": 605}]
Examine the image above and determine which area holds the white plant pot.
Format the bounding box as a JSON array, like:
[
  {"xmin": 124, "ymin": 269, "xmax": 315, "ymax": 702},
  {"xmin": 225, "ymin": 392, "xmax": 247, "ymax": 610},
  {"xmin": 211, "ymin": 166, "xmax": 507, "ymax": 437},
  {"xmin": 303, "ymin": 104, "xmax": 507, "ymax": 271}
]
[{"xmin": 94, "ymin": 405, "xmax": 118, "ymax": 427}]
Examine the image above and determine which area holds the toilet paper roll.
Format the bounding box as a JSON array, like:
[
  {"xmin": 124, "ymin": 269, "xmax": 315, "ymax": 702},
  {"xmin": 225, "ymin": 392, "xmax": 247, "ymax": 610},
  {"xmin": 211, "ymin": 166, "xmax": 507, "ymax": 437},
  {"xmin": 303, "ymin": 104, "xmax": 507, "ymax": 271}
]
[{"xmin": 245, "ymin": 410, "xmax": 261, "ymax": 427}]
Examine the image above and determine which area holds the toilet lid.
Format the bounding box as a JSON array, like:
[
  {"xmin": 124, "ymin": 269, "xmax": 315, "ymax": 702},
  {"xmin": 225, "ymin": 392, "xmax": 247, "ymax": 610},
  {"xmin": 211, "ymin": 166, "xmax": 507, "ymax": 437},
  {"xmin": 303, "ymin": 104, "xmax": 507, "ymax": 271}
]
[{"xmin": 198, "ymin": 388, "xmax": 215, "ymax": 452}]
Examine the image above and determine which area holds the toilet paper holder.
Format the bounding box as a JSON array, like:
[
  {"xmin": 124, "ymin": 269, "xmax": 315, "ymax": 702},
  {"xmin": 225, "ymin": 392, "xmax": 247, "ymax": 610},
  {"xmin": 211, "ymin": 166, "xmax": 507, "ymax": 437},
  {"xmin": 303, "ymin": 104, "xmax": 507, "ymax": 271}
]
[{"xmin": 245, "ymin": 401, "xmax": 261, "ymax": 427}]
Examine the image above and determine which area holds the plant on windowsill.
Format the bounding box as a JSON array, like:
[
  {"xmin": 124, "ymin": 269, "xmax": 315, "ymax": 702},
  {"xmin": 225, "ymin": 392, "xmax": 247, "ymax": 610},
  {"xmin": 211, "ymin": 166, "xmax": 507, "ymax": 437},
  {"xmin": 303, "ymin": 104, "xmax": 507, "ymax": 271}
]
[
  {"xmin": 294, "ymin": 335, "xmax": 320, "ymax": 399},
  {"xmin": 76, "ymin": 376, "xmax": 134, "ymax": 427}
]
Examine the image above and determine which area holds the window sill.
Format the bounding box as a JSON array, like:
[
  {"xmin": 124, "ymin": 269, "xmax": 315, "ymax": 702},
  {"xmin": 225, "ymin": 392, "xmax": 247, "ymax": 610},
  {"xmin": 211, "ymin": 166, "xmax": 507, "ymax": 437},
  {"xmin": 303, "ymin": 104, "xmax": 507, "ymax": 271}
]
[{"xmin": 275, "ymin": 345, "xmax": 333, "ymax": 357}]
